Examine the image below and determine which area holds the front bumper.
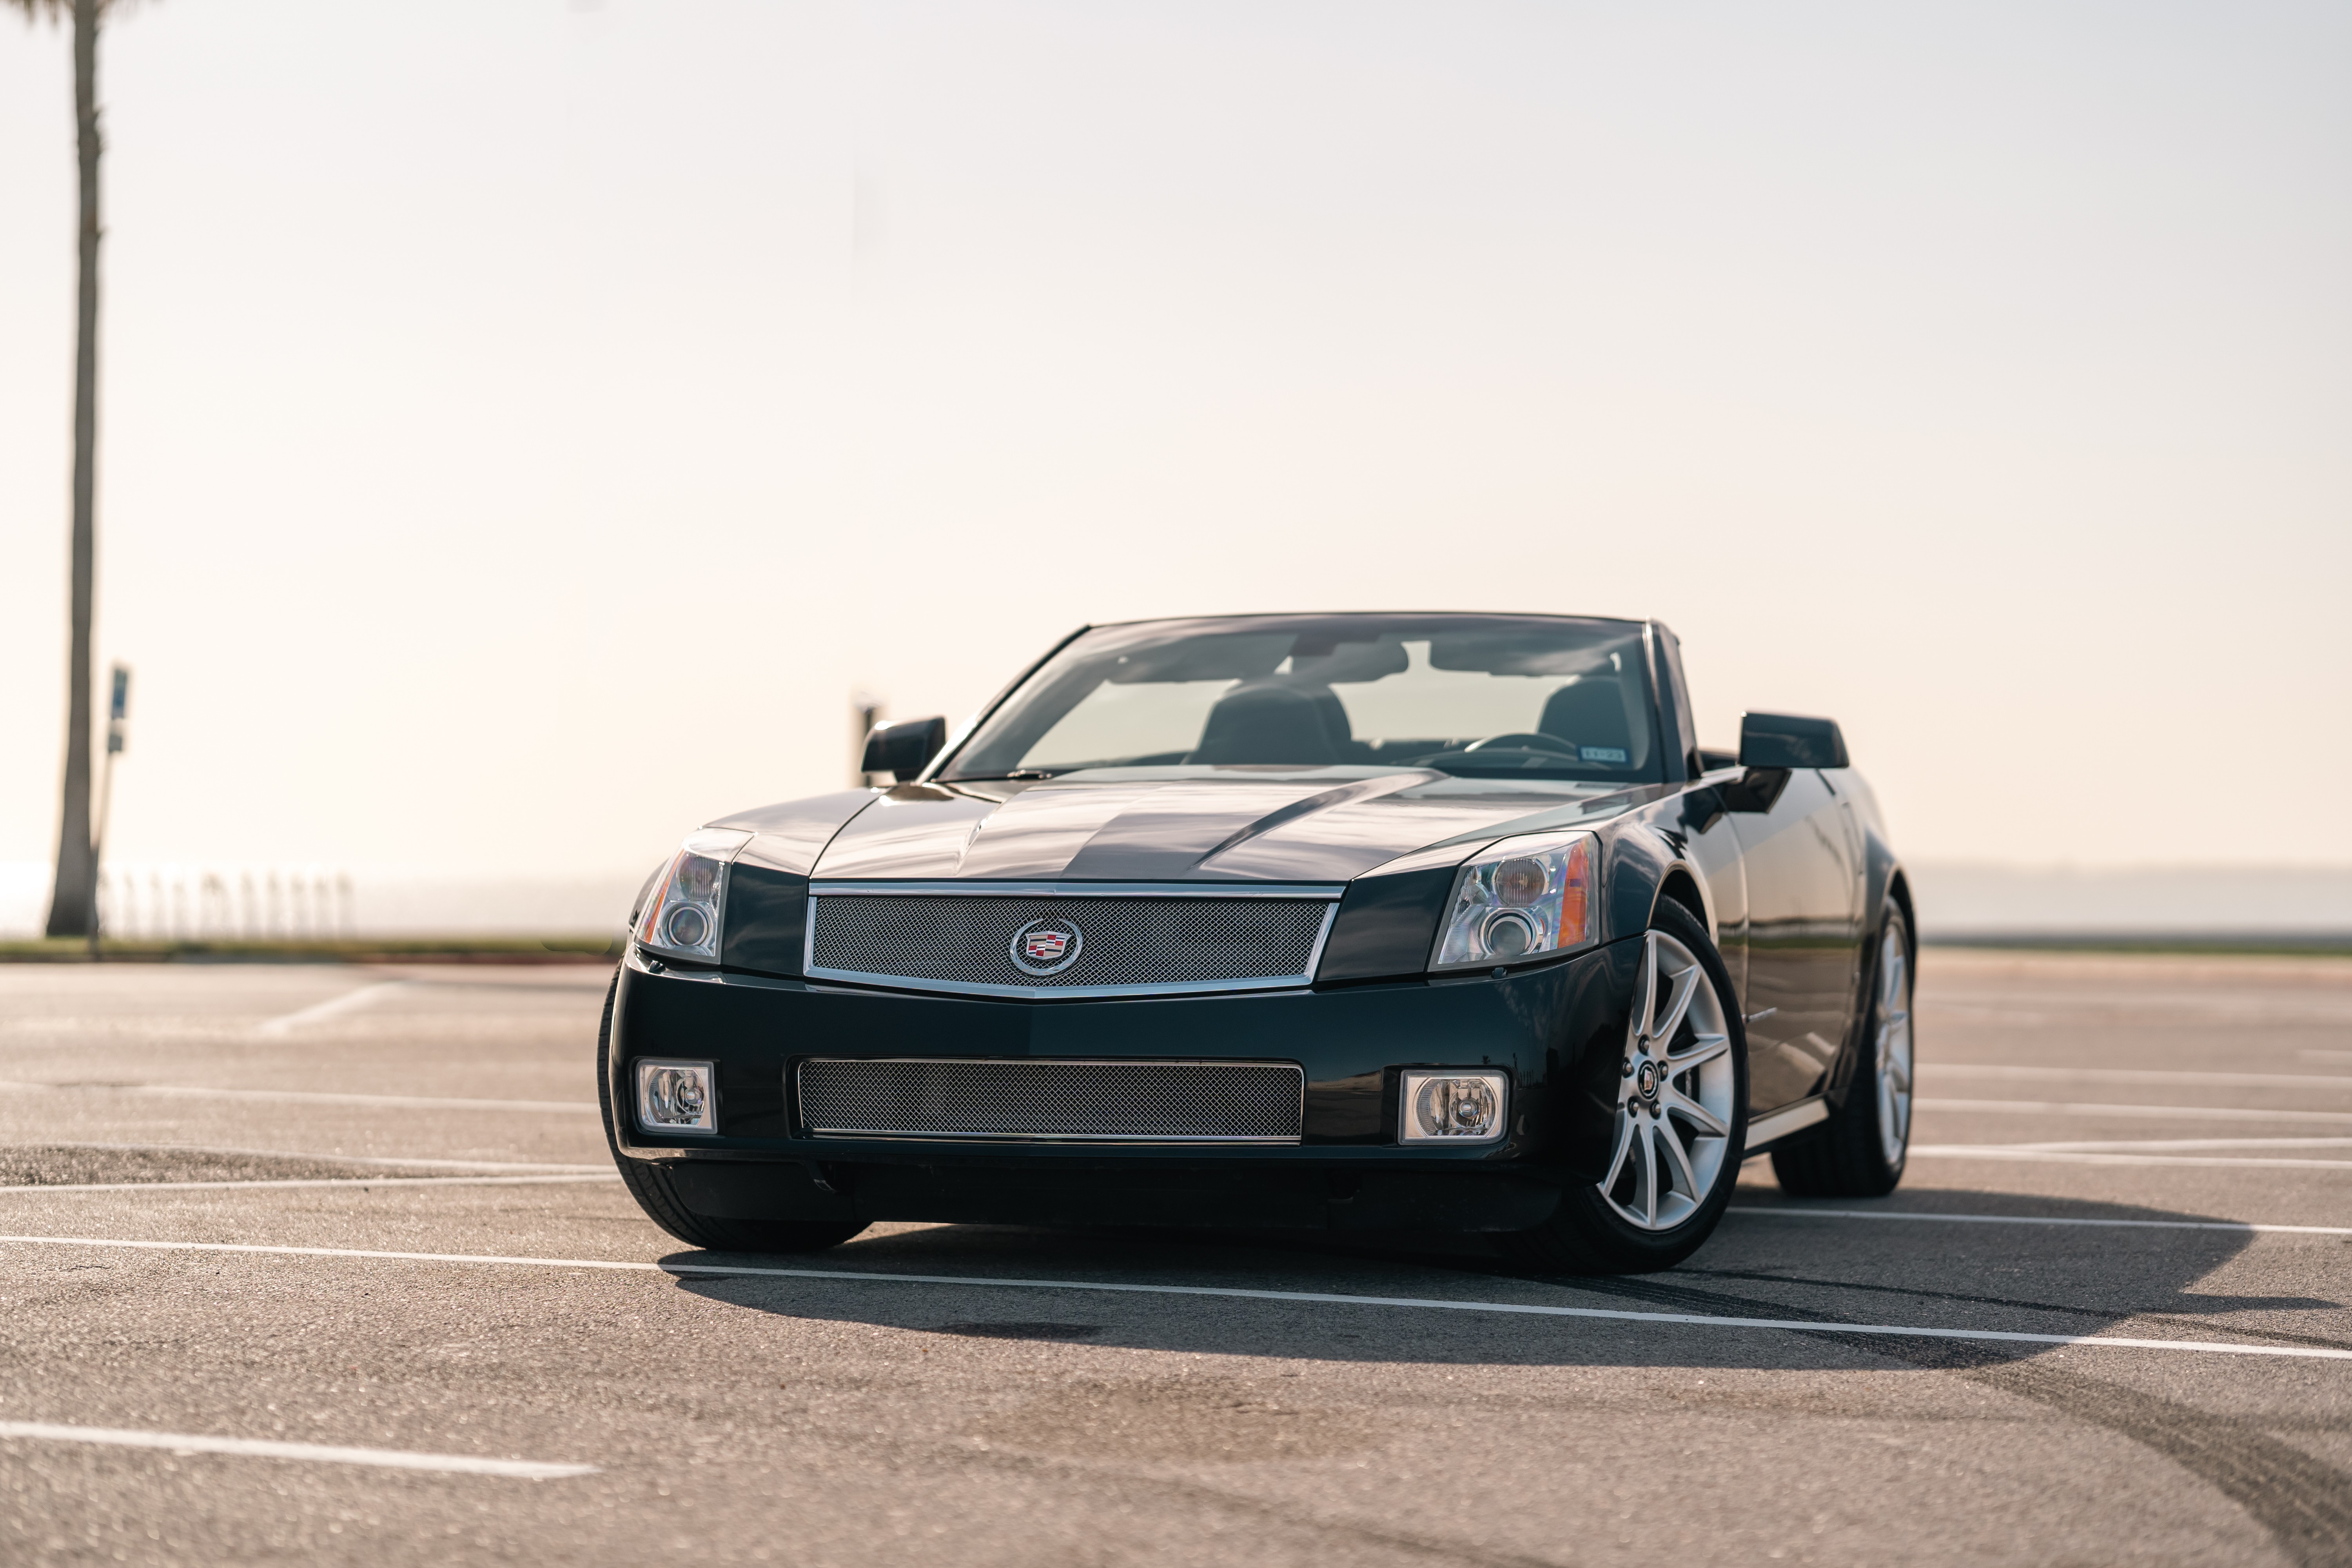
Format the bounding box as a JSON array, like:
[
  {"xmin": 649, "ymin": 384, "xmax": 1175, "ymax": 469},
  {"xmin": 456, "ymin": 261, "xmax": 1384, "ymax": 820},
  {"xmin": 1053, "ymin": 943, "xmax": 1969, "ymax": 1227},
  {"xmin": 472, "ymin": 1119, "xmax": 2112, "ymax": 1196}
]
[{"xmin": 610, "ymin": 936, "xmax": 1642, "ymax": 1232}]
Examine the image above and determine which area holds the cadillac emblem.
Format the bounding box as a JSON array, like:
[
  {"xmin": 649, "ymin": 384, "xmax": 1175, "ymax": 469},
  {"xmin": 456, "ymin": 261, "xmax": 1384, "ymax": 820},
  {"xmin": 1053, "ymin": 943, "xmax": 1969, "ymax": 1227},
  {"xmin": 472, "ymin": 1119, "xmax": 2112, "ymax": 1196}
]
[{"xmin": 1010, "ymin": 917, "xmax": 1083, "ymax": 976}]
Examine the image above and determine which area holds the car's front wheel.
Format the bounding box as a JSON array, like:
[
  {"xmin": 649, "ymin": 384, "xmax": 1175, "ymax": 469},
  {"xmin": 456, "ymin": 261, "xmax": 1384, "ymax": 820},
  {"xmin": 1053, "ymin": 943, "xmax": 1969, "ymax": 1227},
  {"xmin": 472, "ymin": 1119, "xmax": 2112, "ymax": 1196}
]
[
  {"xmin": 596, "ymin": 971, "xmax": 868, "ymax": 1254},
  {"xmin": 1771, "ymin": 905, "xmax": 1914, "ymax": 1198},
  {"xmin": 1506, "ymin": 900, "xmax": 1749, "ymax": 1273}
]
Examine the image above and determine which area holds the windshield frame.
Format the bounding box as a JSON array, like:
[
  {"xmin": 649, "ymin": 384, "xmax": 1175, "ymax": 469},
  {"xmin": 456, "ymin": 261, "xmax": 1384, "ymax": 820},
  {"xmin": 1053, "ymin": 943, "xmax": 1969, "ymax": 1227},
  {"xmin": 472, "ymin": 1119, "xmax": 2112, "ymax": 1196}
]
[{"xmin": 930, "ymin": 612, "xmax": 1667, "ymax": 786}]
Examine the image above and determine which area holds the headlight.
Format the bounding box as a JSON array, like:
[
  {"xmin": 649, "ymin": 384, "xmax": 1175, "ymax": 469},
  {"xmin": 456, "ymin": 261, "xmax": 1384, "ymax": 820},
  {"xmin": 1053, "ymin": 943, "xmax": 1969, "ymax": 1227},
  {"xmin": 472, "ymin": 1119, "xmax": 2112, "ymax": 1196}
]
[
  {"xmin": 1429, "ymin": 831, "xmax": 1596, "ymax": 971},
  {"xmin": 635, "ymin": 829, "xmax": 753, "ymax": 962}
]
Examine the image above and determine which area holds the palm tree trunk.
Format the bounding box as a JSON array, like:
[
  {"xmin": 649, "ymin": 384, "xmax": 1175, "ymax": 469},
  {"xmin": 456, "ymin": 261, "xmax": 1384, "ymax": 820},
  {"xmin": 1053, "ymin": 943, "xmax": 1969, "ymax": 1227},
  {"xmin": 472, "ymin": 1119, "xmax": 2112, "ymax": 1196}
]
[{"xmin": 44, "ymin": 0, "xmax": 100, "ymax": 939}]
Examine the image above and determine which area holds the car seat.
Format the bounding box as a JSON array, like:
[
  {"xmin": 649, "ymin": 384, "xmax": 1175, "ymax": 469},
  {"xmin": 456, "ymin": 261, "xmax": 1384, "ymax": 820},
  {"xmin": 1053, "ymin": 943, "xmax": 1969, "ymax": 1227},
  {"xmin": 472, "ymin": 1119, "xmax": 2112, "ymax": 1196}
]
[{"xmin": 1537, "ymin": 681, "xmax": 1635, "ymax": 761}]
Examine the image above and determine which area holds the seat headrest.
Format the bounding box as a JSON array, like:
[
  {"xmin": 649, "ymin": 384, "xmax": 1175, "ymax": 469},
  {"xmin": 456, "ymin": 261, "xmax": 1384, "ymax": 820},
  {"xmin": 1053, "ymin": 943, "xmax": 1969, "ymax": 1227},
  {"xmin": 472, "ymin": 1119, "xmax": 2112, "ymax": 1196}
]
[{"xmin": 1187, "ymin": 683, "xmax": 1346, "ymax": 766}]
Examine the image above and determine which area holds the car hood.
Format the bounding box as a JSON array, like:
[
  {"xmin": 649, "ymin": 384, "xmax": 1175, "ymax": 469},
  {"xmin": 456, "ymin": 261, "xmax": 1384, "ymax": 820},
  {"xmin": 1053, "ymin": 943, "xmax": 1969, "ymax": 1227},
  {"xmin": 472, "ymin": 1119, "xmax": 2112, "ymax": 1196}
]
[{"xmin": 790, "ymin": 768, "xmax": 1651, "ymax": 884}]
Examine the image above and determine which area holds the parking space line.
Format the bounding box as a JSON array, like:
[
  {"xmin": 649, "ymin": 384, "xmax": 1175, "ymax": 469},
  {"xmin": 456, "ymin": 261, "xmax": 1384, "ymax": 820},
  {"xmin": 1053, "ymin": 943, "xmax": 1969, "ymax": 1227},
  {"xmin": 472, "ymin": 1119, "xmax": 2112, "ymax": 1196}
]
[
  {"xmin": 2002, "ymin": 1137, "xmax": 2352, "ymax": 1152},
  {"xmin": 1911, "ymin": 1145, "xmax": 2352, "ymax": 1170},
  {"xmin": 254, "ymin": 981, "xmax": 410, "ymax": 1036},
  {"xmin": 1728, "ymin": 1205, "xmax": 2352, "ymax": 1236},
  {"xmin": 0, "ymin": 1081, "xmax": 594, "ymax": 1114},
  {"xmin": 1926, "ymin": 1064, "xmax": 2352, "ymax": 1091},
  {"xmin": 1, "ymin": 1233, "xmax": 2345, "ymax": 1363},
  {"xmin": 1917, "ymin": 1097, "xmax": 2352, "ymax": 1126},
  {"xmin": 27, "ymin": 1142, "xmax": 608, "ymax": 1173},
  {"xmin": 0, "ymin": 1175, "xmax": 619, "ymax": 1195},
  {"xmin": 0, "ymin": 1420, "xmax": 595, "ymax": 1479}
]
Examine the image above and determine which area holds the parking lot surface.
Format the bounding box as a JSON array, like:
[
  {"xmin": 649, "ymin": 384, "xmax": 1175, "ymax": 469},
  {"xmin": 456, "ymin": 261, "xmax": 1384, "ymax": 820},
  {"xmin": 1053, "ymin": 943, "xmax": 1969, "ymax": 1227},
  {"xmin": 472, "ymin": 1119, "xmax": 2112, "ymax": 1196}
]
[{"xmin": 0, "ymin": 949, "xmax": 2347, "ymax": 1565}]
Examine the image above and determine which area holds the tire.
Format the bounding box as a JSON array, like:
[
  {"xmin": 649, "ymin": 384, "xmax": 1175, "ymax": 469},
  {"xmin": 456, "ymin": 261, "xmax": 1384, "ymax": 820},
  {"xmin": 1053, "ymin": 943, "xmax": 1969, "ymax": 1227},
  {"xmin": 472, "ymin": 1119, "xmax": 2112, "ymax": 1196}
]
[
  {"xmin": 1771, "ymin": 904, "xmax": 1914, "ymax": 1198},
  {"xmin": 596, "ymin": 971, "xmax": 868, "ymax": 1254},
  {"xmin": 1505, "ymin": 900, "xmax": 1749, "ymax": 1273}
]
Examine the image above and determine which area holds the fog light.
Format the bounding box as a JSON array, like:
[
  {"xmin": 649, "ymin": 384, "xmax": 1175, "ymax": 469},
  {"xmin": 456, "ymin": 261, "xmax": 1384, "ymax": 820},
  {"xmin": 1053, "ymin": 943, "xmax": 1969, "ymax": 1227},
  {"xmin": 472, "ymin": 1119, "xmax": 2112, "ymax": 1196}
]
[
  {"xmin": 636, "ymin": 1059, "xmax": 716, "ymax": 1135},
  {"xmin": 1399, "ymin": 1070, "xmax": 1509, "ymax": 1143}
]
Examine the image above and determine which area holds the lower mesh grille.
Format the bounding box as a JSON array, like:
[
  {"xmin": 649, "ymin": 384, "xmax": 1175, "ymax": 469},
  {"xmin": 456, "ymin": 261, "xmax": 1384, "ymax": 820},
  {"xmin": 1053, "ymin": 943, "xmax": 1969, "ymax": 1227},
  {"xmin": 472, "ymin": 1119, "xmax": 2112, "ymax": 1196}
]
[{"xmin": 796, "ymin": 1058, "xmax": 1305, "ymax": 1142}]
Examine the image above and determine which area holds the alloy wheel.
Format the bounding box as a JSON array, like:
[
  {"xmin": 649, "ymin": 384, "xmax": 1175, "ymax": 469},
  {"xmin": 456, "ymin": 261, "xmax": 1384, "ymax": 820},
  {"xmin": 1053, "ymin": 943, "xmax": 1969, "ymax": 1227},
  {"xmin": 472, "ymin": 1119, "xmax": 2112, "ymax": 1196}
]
[
  {"xmin": 1874, "ymin": 926, "xmax": 1914, "ymax": 1166},
  {"xmin": 1601, "ymin": 929, "xmax": 1736, "ymax": 1230}
]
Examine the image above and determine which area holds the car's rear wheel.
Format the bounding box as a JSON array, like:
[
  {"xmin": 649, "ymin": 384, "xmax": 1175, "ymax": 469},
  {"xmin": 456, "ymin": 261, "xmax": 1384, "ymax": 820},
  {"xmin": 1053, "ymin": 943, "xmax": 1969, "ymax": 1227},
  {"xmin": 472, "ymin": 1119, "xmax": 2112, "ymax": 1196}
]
[
  {"xmin": 1771, "ymin": 905, "xmax": 1914, "ymax": 1198},
  {"xmin": 596, "ymin": 971, "xmax": 868, "ymax": 1254},
  {"xmin": 1506, "ymin": 900, "xmax": 1748, "ymax": 1273}
]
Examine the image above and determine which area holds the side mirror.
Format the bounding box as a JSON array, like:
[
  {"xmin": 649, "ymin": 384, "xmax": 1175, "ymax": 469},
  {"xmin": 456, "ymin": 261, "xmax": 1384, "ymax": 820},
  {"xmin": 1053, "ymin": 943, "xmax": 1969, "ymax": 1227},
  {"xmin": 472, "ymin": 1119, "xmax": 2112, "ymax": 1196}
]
[
  {"xmin": 1737, "ymin": 712, "xmax": 1849, "ymax": 771},
  {"xmin": 861, "ymin": 716, "xmax": 948, "ymax": 782}
]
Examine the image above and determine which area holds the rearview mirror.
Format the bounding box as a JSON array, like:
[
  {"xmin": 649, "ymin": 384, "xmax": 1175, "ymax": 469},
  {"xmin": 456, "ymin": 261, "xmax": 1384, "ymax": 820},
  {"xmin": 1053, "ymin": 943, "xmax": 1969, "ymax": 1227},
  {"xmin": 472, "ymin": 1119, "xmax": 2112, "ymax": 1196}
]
[
  {"xmin": 1737, "ymin": 712, "xmax": 1849, "ymax": 771},
  {"xmin": 861, "ymin": 716, "xmax": 948, "ymax": 782}
]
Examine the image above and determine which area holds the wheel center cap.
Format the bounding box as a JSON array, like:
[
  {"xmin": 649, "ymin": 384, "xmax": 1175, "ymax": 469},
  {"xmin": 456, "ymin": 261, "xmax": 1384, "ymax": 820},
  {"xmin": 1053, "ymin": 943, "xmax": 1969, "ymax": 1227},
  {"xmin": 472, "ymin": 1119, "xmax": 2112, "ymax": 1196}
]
[{"xmin": 1635, "ymin": 1060, "xmax": 1659, "ymax": 1100}]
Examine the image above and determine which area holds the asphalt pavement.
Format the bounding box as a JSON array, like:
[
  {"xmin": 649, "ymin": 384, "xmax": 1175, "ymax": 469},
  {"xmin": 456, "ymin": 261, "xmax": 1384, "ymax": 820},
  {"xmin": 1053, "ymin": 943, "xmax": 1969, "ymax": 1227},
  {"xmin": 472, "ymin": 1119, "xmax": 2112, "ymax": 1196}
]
[{"xmin": 0, "ymin": 949, "xmax": 2347, "ymax": 1566}]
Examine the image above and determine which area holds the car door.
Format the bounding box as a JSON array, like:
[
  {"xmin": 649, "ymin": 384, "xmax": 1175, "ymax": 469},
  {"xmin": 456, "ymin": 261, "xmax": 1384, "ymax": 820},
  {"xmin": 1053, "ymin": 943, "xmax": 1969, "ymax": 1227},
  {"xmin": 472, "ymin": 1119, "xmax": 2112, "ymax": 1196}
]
[{"xmin": 1730, "ymin": 768, "xmax": 1862, "ymax": 1111}]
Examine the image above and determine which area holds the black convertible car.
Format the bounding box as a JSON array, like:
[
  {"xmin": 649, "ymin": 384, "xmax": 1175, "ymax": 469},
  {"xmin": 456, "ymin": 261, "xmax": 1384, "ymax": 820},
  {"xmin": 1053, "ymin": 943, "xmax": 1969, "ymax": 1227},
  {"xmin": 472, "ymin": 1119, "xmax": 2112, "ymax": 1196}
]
[{"xmin": 602, "ymin": 612, "xmax": 1913, "ymax": 1272}]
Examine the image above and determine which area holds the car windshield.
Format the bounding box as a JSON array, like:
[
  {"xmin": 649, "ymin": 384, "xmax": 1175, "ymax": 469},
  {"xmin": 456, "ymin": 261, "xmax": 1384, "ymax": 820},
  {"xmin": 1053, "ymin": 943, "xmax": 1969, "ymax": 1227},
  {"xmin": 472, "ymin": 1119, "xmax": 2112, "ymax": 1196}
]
[{"xmin": 940, "ymin": 614, "xmax": 1662, "ymax": 783}]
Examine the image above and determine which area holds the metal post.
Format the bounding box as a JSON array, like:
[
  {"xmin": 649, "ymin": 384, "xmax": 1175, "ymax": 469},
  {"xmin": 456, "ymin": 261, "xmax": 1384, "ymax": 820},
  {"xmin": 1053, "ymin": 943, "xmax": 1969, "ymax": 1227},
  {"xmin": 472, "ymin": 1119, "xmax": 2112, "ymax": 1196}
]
[{"xmin": 851, "ymin": 693, "xmax": 884, "ymax": 788}]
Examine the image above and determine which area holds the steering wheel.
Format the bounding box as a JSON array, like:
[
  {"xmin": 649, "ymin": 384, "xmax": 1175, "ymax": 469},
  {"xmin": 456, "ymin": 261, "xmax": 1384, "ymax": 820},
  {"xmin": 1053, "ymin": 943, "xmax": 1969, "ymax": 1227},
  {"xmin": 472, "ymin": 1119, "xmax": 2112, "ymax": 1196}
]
[{"xmin": 1462, "ymin": 732, "xmax": 1580, "ymax": 757}]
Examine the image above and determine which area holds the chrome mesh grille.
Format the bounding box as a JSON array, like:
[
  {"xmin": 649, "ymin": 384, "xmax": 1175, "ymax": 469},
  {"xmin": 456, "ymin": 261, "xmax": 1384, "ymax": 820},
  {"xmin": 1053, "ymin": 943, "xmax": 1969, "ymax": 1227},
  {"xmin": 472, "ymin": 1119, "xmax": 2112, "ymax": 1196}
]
[
  {"xmin": 806, "ymin": 894, "xmax": 1330, "ymax": 993},
  {"xmin": 797, "ymin": 1058, "xmax": 1304, "ymax": 1142}
]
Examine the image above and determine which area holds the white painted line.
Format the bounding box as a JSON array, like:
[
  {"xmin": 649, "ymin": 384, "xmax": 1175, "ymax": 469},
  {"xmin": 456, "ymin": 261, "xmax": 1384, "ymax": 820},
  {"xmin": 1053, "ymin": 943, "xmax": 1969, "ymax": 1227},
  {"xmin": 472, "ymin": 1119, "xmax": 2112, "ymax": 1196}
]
[
  {"xmin": 2001, "ymin": 1136, "xmax": 2352, "ymax": 1152},
  {"xmin": 1925, "ymin": 1063, "xmax": 2352, "ymax": 1092},
  {"xmin": 29, "ymin": 1141, "xmax": 607, "ymax": 1173},
  {"xmin": 0, "ymin": 1081, "xmax": 594, "ymax": 1114},
  {"xmin": 0, "ymin": 1235, "xmax": 655, "ymax": 1272},
  {"xmin": 1729, "ymin": 1205, "xmax": 2352, "ymax": 1236},
  {"xmin": 0, "ymin": 1174, "xmax": 619, "ymax": 1195},
  {"xmin": 1911, "ymin": 1145, "xmax": 2352, "ymax": 1171},
  {"xmin": 1916, "ymin": 1097, "xmax": 2352, "ymax": 1127},
  {"xmin": 0, "ymin": 1233, "xmax": 2344, "ymax": 1363},
  {"xmin": 254, "ymin": 981, "xmax": 410, "ymax": 1036},
  {"xmin": 0, "ymin": 1420, "xmax": 595, "ymax": 1479}
]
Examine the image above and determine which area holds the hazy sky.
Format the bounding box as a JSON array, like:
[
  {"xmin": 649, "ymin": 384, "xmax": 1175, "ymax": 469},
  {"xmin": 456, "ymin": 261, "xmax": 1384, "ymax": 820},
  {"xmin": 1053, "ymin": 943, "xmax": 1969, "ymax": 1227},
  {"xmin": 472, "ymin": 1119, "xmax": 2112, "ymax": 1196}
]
[{"xmin": 2, "ymin": 0, "xmax": 2346, "ymax": 881}]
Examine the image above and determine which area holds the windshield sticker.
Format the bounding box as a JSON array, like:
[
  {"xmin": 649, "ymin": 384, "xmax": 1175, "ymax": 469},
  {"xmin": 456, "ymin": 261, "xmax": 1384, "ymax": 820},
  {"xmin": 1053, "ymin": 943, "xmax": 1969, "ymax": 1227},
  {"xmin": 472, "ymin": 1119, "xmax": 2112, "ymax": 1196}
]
[{"xmin": 1579, "ymin": 746, "xmax": 1629, "ymax": 764}]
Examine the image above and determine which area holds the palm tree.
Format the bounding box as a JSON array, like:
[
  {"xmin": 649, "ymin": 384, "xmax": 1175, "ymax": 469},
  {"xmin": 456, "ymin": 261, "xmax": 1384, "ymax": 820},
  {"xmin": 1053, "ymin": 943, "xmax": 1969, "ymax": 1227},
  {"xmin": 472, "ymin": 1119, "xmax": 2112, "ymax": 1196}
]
[{"xmin": 7, "ymin": 0, "xmax": 111, "ymax": 937}]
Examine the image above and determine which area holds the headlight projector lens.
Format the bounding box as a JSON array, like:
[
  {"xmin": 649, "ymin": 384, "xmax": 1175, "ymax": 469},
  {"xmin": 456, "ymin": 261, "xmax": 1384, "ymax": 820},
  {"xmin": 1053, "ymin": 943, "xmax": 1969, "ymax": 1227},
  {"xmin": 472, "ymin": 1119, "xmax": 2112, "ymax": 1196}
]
[
  {"xmin": 1481, "ymin": 911, "xmax": 1534, "ymax": 958},
  {"xmin": 664, "ymin": 905, "xmax": 711, "ymax": 949}
]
